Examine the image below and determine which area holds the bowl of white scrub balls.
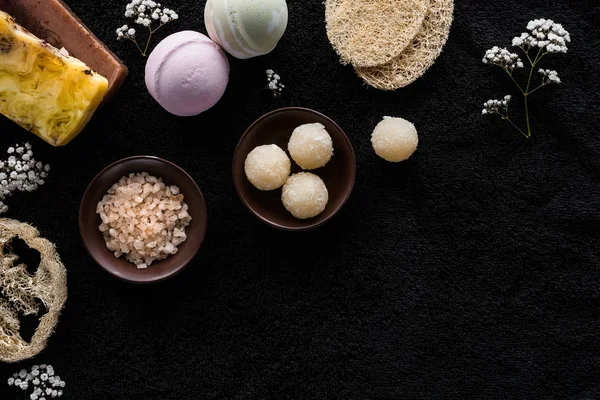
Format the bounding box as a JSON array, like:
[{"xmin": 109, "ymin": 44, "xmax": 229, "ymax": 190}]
[
  {"xmin": 371, "ymin": 116, "xmax": 418, "ymax": 162},
  {"xmin": 233, "ymin": 107, "xmax": 356, "ymax": 231}
]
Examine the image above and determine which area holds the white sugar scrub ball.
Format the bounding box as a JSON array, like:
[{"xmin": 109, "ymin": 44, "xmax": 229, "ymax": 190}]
[
  {"xmin": 371, "ymin": 116, "xmax": 419, "ymax": 162},
  {"xmin": 245, "ymin": 144, "xmax": 291, "ymax": 191},
  {"xmin": 287, "ymin": 123, "xmax": 334, "ymax": 170},
  {"xmin": 281, "ymin": 173, "xmax": 329, "ymax": 219}
]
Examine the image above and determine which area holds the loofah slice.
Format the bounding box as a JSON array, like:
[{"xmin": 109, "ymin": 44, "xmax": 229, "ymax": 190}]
[
  {"xmin": 355, "ymin": 0, "xmax": 454, "ymax": 90},
  {"xmin": 0, "ymin": 219, "xmax": 67, "ymax": 363},
  {"xmin": 326, "ymin": 0, "xmax": 430, "ymax": 68}
]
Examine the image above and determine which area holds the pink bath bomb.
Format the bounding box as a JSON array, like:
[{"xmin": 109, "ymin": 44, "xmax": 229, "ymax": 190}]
[{"xmin": 145, "ymin": 31, "xmax": 229, "ymax": 116}]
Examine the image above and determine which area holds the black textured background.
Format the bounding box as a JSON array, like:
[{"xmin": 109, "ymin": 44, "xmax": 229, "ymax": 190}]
[{"xmin": 1, "ymin": 0, "xmax": 600, "ymax": 398}]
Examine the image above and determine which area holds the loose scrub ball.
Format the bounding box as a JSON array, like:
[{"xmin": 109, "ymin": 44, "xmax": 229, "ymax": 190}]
[
  {"xmin": 245, "ymin": 144, "xmax": 291, "ymax": 190},
  {"xmin": 371, "ymin": 117, "xmax": 419, "ymax": 162},
  {"xmin": 281, "ymin": 172, "xmax": 329, "ymax": 219},
  {"xmin": 288, "ymin": 123, "xmax": 334, "ymax": 170}
]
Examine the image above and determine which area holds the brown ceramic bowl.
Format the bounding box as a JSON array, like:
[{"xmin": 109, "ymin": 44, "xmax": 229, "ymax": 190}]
[
  {"xmin": 233, "ymin": 107, "xmax": 356, "ymax": 231},
  {"xmin": 79, "ymin": 156, "xmax": 207, "ymax": 283}
]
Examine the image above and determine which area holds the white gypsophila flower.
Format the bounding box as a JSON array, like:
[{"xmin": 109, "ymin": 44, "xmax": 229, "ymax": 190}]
[
  {"xmin": 116, "ymin": 25, "xmax": 135, "ymax": 40},
  {"xmin": 8, "ymin": 365, "xmax": 65, "ymax": 397},
  {"xmin": 482, "ymin": 46, "xmax": 524, "ymax": 70},
  {"xmin": 539, "ymin": 68, "xmax": 561, "ymax": 84},
  {"xmin": 512, "ymin": 19, "xmax": 570, "ymax": 53},
  {"xmin": 482, "ymin": 95, "xmax": 511, "ymax": 115},
  {"xmin": 118, "ymin": 0, "xmax": 178, "ymax": 55},
  {"xmin": 123, "ymin": 0, "xmax": 178, "ymax": 26},
  {"xmin": 0, "ymin": 143, "xmax": 50, "ymax": 214},
  {"xmin": 265, "ymin": 69, "xmax": 284, "ymax": 97},
  {"xmin": 135, "ymin": 16, "xmax": 151, "ymax": 26}
]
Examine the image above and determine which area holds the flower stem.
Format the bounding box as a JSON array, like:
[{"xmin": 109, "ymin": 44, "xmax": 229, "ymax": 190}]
[
  {"xmin": 130, "ymin": 38, "xmax": 145, "ymax": 57},
  {"xmin": 141, "ymin": 23, "xmax": 168, "ymax": 56},
  {"xmin": 528, "ymin": 82, "xmax": 548, "ymax": 95},
  {"xmin": 524, "ymin": 94, "xmax": 531, "ymax": 137},
  {"xmin": 522, "ymin": 48, "xmax": 544, "ymax": 137},
  {"xmin": 502, "ymin": 114, "xmax": 529, "ymax": 138},
  {"xmin": 152, "ymin": 23, "xmax": 166, "ymax": 34},
  {"xmin": 503, "ymin": 68, "xmax": 525, "ymax": 94},
  {"xmin": 251, "ymin": 87, "xmax": 268, "ymax": 95},
  {"xmin": 142, "ymin": 26, "xmax": 153, "ymax": 57}
]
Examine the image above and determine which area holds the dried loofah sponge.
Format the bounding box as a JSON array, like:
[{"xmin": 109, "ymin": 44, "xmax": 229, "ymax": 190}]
[
  {"xmin": 325, "ymin": 0, "xmax": 430, "ymax": 67},
  {"xmin": 0, "ymin": 219, "xmax": 67, "ymax": 363},
  {"xmin": 355, "ymin": 0, "xmax": 454, "ymax": 90}
]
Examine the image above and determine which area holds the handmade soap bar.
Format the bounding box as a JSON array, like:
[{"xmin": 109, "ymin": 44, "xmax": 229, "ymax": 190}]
[
  {"xmin": 0, "ymin": 0, "xmax": 127, "ymax": 102},
  {"xmin": 0, "ymin": 11, "xmax": 108, "ymax": 146}
]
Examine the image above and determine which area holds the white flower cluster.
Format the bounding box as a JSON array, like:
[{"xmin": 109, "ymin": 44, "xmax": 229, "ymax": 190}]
[
  {"xmin": 116, "ymin": 24, "xmax": 136, "ymax": 40},
  {"xmin": 512, "ymin": 19, "xmax": 571, "ymax": 53},
  {"xmin": 0, "ymin": 143, "xmax": 50, "ymax": 214},
  {"xmin": 7, "ymin": 365, "xmax": 65, "ymax": 399},
  {"xmin": 482, "ymin": 95, "xmax": 511, "ymax": 115},
  {"xmin": 266, "ymin": 69, "xmax": 284, "ymax": 97},
  {"xmin": 124, "ymin": 0, "xmax": 178, "ymax": 27},
  {"xmin": 539, "ymin": 68, "xmax": 561, "ymax": 84},
  {"xmin": 482, "ymin": 46, "xmax": 524, "ymax": 70}
]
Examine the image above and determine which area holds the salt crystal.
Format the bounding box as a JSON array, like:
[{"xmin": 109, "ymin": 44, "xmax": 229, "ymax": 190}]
[{"xmin": 96, "ymin": 172, "xmax": 192, "ymax": 269}]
